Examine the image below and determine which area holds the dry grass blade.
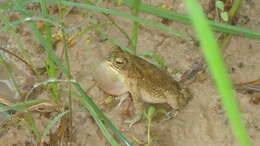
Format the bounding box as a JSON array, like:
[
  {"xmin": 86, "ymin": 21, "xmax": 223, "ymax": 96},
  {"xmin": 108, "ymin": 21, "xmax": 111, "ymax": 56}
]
[{"xmin": 235, "ymin": 79, "xmax": 260, "ymax": 92}]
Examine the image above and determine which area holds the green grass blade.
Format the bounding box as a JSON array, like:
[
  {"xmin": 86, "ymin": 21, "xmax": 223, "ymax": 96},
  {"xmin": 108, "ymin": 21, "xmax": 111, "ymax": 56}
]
[
  {"xmin": 41, "ymin": 110, "xmax": 69, "ymax": 142},
  {"xmin": 131, "ymin": 0, "xmax": 141, "ymax": 50},
  {"xmin": 27, "ymin": 0, "xmax": 187, "ymax": 39},
  {"xmin": 13, "ymin": 0, "xmax": 69, "ymax": 76},
  {"xmin": 40, "ymin": 0, "xmax": 61, "ymax": 103},
  {"xmin": 0, "ymin": 51, "xmax": 21, "ymax": 96},
  {"xmin": 116, "ymin": 0, "xmax": 260, "ymax": 40},
  {"xmin": 22, "ymin": 111, "xmax": 42, "ymax": 139},
  {"xmin": 61, "ymin": 1, "xmax": 188, "ymax": 40},
  {"xmin": 72, "ymin": 82, "xmax": 132, "ymax": 146},
  {"xmin": 183, "ymin": 0, "xmax": 251, "ymax": 146},
  {"xmin": 0, "ymin": 99, "xmax": 47, "ymax": 112},
  {"xmin": 1, "ymin": 0, "xmax": 131, "ymax": 145},
  {"xmin": 56, "ymin": 0, "xmax": 74, "ymax": 143},
  {"xmin": 71, "ymin": 22, "xmax": 109, "ymax": 41},
  {"xmin": 0, "ymin": 8, "xmax": 41, "ymax": 14},
  {"xmin": 0, "ymin": 17, "xmax": 60, "ymax": 32},
  {"xmin": 73, "ymin": 85, "xmax": 120, "ymax": 146},
  {"xmin": 0, "ymin": 17, "xmax": 38, "ymax": 77},
  {"xmin": 0, "ymin": 99, "xmax": 45, "ymax": 139},
  {"xmin": 21, "ymin": 0, "xmax": 260, "ymax": 40},
  {"xmin": 24, "ymin": 79, "xmax": 132, "ymax": 146},
  {"xmin": 84, "ymin": 0, "xmax": 133, "ymax": 46}
]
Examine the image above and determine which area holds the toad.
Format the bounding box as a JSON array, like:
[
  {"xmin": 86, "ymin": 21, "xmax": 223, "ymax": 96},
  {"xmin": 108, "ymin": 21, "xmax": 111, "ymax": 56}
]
[{"xmin": 95, "ymin": 48, "xmax": 191, "ymax": 127}]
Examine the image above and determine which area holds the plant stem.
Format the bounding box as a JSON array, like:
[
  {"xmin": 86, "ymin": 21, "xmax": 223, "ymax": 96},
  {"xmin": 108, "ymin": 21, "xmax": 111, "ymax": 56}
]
[
  {"xmin": 147, "ymin": 118, "xmax": 151, "ymax": 145},
  {"xmin": 228, "ymin": 0, "xmax": 244, "ymax": 21}
]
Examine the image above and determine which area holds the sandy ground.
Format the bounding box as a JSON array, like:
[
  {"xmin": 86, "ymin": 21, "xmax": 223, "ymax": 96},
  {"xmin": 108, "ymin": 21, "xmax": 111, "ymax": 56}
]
[{"xmin": 0, "ymin": 0, "xmax": 260, "ymax": 146}]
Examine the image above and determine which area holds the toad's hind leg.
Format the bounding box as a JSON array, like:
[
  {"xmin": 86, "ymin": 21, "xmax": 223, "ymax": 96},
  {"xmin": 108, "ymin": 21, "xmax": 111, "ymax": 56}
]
[
  {"xmin": 164, "ymin": 92, "xmax": 182, "ymax": 120},
  {"xmin": 165, "ymin": 90, "xmax": 180, "ymax": 110}
]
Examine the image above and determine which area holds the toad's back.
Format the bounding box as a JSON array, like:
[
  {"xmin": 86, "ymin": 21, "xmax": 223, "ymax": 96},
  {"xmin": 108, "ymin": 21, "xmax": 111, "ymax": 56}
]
[{"xmin": 120, "ymin": 52, "xmax": 190, "ymax": 109}]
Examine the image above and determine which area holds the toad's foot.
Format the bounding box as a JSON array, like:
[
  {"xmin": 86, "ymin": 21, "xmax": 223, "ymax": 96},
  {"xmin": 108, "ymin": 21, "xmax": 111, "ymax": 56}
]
[
  {"xmin": 115, "ymin": 92, "xmax": 130, "ymax": 108},
  {"xmin": 164, "ymin": 110, "xmax": 179, "ymax": 121},
  {"xmin": 125, "ymin": 114, "xmax": 142, "ymax": 128}
]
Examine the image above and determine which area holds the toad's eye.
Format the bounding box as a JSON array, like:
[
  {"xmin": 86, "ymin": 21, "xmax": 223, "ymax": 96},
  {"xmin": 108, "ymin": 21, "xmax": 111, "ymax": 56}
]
[{"xmin": 115, "ymin": 57, "xmax": 127, "ymax": 65}]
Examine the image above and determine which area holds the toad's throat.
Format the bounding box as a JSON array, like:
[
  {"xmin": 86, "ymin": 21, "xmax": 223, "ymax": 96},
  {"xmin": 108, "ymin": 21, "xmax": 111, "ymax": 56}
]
[{"xmin": 95, "ymin": 61, "xmax": 129, "ymax": 96}]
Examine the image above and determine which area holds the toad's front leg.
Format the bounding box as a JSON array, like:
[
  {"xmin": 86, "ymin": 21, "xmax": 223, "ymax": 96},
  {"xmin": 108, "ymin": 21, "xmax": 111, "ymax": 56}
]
[{"xmin": 125, "ymin": 92, "xmax": 144, "ymax": 128}]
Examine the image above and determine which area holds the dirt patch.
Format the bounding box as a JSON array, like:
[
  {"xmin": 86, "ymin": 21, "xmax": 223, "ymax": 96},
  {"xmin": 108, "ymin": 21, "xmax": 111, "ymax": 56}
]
[{"xmin": 0, "ymin": 0, "xmax": 260, "ymax": 146}]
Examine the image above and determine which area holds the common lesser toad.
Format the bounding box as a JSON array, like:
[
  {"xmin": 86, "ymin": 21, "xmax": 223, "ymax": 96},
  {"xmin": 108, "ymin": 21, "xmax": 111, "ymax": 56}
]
[{"xmin": 95, "ymin": 48, "xmax": 191, "ymax": 126}]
